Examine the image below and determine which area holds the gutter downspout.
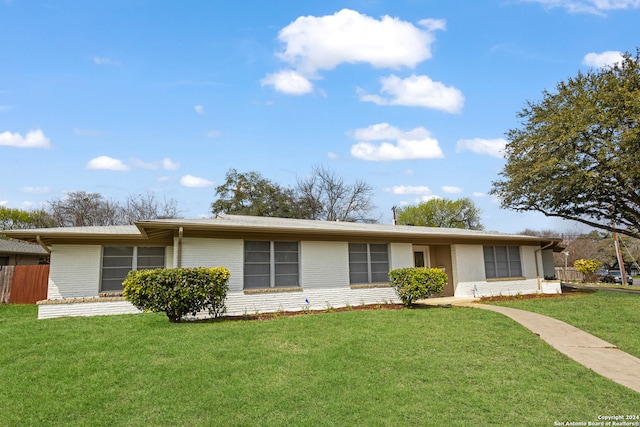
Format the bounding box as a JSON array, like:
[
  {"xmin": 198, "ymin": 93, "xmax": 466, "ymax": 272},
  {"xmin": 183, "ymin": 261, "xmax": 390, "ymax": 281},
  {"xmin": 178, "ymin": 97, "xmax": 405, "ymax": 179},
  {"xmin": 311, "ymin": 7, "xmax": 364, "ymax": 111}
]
[
  {"xmin": 36, "ymin": 235, "xmax": 51, "ymax": 255},
  {"xmin": 177, "ymin": 227, "xmax": 183, "ymax": 268},
  {"xmin": 535, "ymin": 242, "xmax": 555, "ymax": 292}
]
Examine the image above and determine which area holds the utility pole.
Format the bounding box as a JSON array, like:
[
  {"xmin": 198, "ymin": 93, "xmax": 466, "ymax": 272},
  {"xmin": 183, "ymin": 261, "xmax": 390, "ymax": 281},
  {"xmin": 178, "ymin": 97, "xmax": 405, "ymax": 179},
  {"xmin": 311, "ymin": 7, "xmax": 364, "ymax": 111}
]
[{"xmin": 612, "ymin": 221, "xmax": 628, "ymax": 285}]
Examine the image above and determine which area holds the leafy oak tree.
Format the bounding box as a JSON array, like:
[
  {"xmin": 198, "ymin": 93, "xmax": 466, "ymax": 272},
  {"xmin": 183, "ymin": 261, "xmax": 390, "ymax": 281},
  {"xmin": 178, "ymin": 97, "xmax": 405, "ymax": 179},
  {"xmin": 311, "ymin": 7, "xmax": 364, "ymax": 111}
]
[
  {"xmin": 395, "ymin": 198, "xmax": 483, "ymax": 230},
  {"xmin": 491, "ymin": 49, "xmax": 640, "ymax": 239},
  {"xmin": 0, "ymin": 207, "xmax": 55, "ymax": 230},
  {"xmin": 211, "ymin": 167, "xmax": 377, "ymax": 222},
  {"xmin": 210, "ymin": 169, "xmax": 302, "ymax": 218}
]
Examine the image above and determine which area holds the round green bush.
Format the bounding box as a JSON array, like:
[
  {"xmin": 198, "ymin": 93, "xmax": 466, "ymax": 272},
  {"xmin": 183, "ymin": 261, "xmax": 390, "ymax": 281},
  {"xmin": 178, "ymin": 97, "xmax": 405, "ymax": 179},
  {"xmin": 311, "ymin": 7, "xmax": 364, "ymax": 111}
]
[
  {"xmin": 123, "ymin": 267, "xmax": 230, "ymax": 322},
  {"xmin": 389, "ymin": 267, "xmax": 447, "ymax": 307}
]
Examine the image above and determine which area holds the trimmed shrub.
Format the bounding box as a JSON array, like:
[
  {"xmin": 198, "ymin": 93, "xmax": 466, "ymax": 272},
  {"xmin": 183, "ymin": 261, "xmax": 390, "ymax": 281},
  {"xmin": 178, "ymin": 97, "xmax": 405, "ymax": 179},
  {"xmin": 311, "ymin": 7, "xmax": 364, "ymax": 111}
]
[
  {"xmin": 573, "ymin": 259, "xmax": 602, "ymax": 283},
  {"xmin": 389, "ymin": 267, "xmax": 447, "ymax": 307},
  {"xmin": 123, "ymin": 267, "xmax": 230, "ymax": 322}
]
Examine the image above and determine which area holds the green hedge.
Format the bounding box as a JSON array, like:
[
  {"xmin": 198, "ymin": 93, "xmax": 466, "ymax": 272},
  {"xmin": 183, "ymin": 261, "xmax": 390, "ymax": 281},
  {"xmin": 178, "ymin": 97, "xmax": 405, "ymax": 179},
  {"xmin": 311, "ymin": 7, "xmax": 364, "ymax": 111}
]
[
  {"xmin": 389, "ymin": 267, "xmax": 447, "ymax": 307},
  {"xmin": 123, "ymin": 267, "xmax": 230, "ymax": 322}
]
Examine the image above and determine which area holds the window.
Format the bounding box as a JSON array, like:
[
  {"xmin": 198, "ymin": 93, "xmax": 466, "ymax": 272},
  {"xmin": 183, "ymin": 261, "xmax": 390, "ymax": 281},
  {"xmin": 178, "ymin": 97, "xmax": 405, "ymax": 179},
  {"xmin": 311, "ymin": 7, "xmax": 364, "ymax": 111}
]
[
  {"xmin": 349, "ymin": 243, "xmax": 390, "ymax": 284},
  {"xmin": 101, "ymin": 246, "xmax": 165, "ymax": 292},
  {"xmin": 483, "ymin": 246, "xmax": 522, "ymax": 279},
  {"xmin": 244, "ymin": 241, "xmax": 299, "ymax": 289}
]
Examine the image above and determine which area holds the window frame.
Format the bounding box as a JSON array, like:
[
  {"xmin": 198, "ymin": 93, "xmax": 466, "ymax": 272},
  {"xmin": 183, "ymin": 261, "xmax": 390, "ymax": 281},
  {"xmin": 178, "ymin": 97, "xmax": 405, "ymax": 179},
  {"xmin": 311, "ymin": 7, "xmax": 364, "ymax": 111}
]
[
  {"xmin": 348, "ymin": 242, "xmax": 390, "ymax": 285},
  {"xmin": 243, "ymin": 240, "xmax": 300, "ymax": 290},
  {"xmin": 483, "ymin": 245, "xmax": 522, "ymax": 279},
  {"xmin": 100, "ymin": 246, "xmax": 165, "ymax": 293}
]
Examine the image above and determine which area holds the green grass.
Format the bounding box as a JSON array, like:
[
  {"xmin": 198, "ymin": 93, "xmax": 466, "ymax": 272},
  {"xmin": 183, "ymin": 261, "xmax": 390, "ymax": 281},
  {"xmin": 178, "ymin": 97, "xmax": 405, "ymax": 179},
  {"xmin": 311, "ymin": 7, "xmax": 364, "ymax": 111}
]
[
  {"xmin": 566, "ymin": 281, "xmax": 640, "ymax": 291},
  {"xmin": 489, "ymin": 291, "xmax": 640, "ymax": 358},
  {"xmin": 0, "ymin": 303, "xmax": 637, "ymax": 426}
]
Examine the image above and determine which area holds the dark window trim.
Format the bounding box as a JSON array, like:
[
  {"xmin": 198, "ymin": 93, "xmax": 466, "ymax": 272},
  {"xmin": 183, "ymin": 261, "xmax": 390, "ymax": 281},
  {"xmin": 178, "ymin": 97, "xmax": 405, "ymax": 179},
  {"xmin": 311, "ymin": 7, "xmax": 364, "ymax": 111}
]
[
  {"xmin": 243, "ymin": 240, "xmax": 300, "ymax": 290},
  {"xmin": 100, "ymin": 246, "xmax": 165, "ymax": 293},
  {"xmin": 483, "ymin": 245, "xmax": 522, "ymax": 279},
  {"xmin": 348, "ymin": 242, "xmax": 390, "ymax": 285}
]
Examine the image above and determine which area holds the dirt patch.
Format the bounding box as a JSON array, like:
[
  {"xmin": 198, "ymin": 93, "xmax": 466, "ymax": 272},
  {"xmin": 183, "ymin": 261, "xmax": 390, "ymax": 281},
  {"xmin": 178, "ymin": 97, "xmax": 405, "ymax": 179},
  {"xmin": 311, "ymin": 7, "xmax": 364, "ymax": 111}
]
[
  {"xmin": 479, "ymin": 292, "xmax": 591, "ymax": 303},
  {"xmin": 223, "ymin": 303, "xmax": 405, "ymax": 322}
]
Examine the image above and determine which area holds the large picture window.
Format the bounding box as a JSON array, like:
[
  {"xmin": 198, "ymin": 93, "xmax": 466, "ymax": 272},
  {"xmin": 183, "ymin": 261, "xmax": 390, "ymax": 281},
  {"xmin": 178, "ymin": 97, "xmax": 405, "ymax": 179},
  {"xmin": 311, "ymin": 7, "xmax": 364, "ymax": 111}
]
[
  {"xmin": 483, "ymin": 246, "xmax": 522, "ymax": 279},
  {"xmin": 101, "ymin": 246, "xmax": 165, "ymax": 292},
  {"xmin": 349, "ymin": 243, "xmax": 389, "ymax": 284},
  {"xmin": 244, "ymin": 241, "xmax": 299, "ymax": 289}
]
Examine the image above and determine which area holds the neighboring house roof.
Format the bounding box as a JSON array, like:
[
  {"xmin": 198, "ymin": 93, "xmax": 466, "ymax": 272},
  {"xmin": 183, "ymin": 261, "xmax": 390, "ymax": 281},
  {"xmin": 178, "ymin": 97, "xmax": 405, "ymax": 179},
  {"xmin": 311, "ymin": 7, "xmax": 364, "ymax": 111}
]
[
  {"xmin": 0, "ymin": 238, "xmax": 49, "ymax": 255},
  {"xmin": 3, "ymin": 215, "xmax": 562, "ymax": 248}
]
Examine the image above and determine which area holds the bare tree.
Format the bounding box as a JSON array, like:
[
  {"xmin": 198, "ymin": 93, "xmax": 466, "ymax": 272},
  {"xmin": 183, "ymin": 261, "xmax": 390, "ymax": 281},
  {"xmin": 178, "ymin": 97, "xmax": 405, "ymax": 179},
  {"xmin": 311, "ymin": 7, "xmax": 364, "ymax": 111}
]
[
  {"xmin": 48, "ymin": 191, "xmax": 124, "ymax": 226},
  {"xmin": 48, "ymin": 191, "xmax": 180, "ymax": 227},
  {"xmin": 296, "ymin": 166, "xmax": 376, "ymax": 222},
  {"xmin": 123, "ymin": 192, "xmax": 180, "ymax": 223},
  {"xmin": 520, "ymin": 228, "xmax": 600, "ymax": 267}
]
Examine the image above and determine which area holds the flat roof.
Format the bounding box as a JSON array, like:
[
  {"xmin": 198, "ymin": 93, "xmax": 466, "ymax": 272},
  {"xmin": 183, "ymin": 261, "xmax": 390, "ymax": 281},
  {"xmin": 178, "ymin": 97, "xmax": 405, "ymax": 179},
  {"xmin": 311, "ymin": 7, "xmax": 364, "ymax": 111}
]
[
  {"xmin": 0, "ymin": 238, "xmax": 49, "ymax": 255},
  {"xmin": 3, "ymin": 215, "xmax": 562, "ymax": 248}
]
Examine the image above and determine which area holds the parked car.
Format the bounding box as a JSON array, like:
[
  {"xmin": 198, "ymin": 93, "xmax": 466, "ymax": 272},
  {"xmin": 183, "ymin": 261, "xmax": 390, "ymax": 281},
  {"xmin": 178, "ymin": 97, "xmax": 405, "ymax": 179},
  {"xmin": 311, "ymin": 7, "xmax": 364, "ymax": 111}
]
[
  {"xmin": 600, "ymin": 270, "xmax": 634, "ymax": 285},
  {"xmin": 595, "ymin": 269, "xmax": 609, "ymax": 282}
]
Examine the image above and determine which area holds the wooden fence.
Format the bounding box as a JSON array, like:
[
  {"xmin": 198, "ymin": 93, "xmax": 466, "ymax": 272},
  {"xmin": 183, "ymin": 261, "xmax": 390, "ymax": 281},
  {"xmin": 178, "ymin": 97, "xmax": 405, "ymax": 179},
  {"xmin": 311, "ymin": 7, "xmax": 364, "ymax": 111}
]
[
  {"xmin": 0, "ymin": 265, "xmax": 49, "ymax": 304},
  {"xmin": 554, "ymin": 267, "xmax": 584, "ymax": 282}
]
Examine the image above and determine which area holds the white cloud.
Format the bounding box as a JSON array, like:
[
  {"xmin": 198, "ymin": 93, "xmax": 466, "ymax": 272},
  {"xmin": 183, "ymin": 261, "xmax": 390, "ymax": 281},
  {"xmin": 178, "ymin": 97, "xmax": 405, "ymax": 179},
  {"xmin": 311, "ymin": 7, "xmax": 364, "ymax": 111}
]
[
  {"xmin": 22, "ymin": 186, "xmax": 50, "ymax": 194},
  {"xmin": 130, "ymin": 157, "xmax": 182, "ymax": 171},
  {"xmin": 0, "ymin": 200, "xmax": 7, "ymax": 206},
  {"xmin": 264, "ymin": 9, "xmax": 446, "ymax": 94},
  {"xmin": 442, "ymin": 186, "xmax": 463, "ymax": 194},
  {"xmin": 387, "ymin": 185, "xmax": 432, "ymax": 195},
  {"xmin": 327, "ymin": 152, "xmax": 338, "ymax": 160},
  {"xmin": 582, "ymin": 50, "xmax": 624, "ymax": 67},
  {"xmin": 418, "ymin": 195, "xmax": 441, "ymax": 202},
  {"xmin": 194, "ymin": 105, "xmax": 205, "ymax": 115},
  {"xmin": 0, "ymin": 129, "xmax": 51, "ymax": 148},
  {"xmin": 161, "ymin": 158, "xmax": 180, "ymax": 171},
  {"xmin": 92, "ymin": 57, "xmax": 121, "ymax": 66},
  {"xmin": 473, "ymin": 192, "xmax": 486, "ymax": 197},
  {"xmin": 86, "ymin": 156, "xmax": 130, "ymax": 171},
  {"xmin": 277, "ymin": 9, "xmax": 443, "ymax": 74},
  {"xmin": 359, "ymin": 74, "xmax": 464, "ymax": 113},
  {"xmin": 524, "ymin": 0, "xmax": 640, "ymax": 14},
  {"xmin": 456, "ymin": 138, "xmax": 507, "ymax": 158},
  {"xmin": 180, "ymin": 174, "xmax": 214, "ymax": 188},
  {"xmin": 350, "ymin": 123, "xmax": 444, "ymax": 161},
  {"xmin": 352, "ymin": 122, "xmax": 430, "ymax": 141},
  {"xmin": 261, "ymin": 70, "xmax": 313, "ymax": 95}
]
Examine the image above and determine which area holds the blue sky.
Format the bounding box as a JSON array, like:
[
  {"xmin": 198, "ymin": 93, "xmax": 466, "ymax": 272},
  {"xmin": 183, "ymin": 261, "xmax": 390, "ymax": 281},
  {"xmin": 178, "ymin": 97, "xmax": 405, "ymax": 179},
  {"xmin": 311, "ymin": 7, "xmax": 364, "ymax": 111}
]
[{"xmin": 1, "ymin": 0, "xmax": 638, "ymax": 233}]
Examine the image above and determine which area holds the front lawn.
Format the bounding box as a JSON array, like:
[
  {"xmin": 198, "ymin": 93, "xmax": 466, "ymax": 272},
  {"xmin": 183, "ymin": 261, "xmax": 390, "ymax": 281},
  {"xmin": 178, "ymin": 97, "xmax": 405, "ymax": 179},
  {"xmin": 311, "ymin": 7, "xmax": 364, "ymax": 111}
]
[
  {"xmin": 489, "ymin": 290, "xmax": 640, "ymax": 358},
  {"xmin": 0, "ymin": 302, "xmax": 637, "ymax": 426}
]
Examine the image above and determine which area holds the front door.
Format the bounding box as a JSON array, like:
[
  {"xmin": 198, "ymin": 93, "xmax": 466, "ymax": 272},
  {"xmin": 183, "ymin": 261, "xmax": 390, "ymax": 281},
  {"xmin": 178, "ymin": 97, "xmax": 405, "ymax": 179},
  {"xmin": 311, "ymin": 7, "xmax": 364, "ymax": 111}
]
[{"xmin": 430, "ymin": 245, "xmax": 454, "ymax": 297}]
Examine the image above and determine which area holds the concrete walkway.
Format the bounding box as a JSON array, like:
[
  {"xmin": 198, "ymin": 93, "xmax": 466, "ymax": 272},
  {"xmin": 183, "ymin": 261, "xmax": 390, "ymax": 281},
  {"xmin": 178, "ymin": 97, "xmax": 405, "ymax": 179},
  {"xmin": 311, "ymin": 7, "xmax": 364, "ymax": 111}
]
[{"xmin": 417, "ymin": 297, "xmax": 640, "ymax": 394}]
